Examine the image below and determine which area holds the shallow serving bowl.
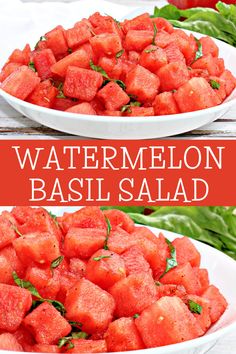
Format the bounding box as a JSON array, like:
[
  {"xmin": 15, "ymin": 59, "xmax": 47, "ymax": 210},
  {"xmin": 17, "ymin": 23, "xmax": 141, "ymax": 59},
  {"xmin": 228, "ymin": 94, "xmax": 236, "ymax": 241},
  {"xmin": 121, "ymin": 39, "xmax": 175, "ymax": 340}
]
[{"xmin": 0, "ymin": 206, "xmax": 236, "ymax": 354}]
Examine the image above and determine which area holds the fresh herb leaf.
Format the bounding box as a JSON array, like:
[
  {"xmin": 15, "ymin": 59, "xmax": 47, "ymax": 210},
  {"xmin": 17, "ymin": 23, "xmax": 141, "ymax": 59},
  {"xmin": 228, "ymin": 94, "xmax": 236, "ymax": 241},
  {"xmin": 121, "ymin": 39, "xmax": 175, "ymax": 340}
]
[
  {"xmin": 68, "ymin": 321, "xmax": 83, "ymax": 328},
  {"xmin": 58, "ymin": 337, "xmax": 74, "ymax": 349},
  {"xmin": 10, "ymin": 222, "xmax": 23, "ymax": 237},
  {"xmin": 48, "ymin": 210, "xmax": 59, "ymax": 226},
  {"xmin": 152, "ymin": 4, "xmax": 181, "ymax": 20},
  {"xmin": 160, "ymin": 239, "xmax": 178, "ymax": 278},
  {"xmin": 121, "ymin": 101, "xmax": 141, "ymax": 113},
  {"xmin": 152, "ymin": 23, "xmax": 158, "ymax": 45},
  {"xmin": 116, "ymin": 49, "xmax": 124, "ymax": 59},
  {"xmin": 188, "ymin": 300, "xmax": 203, "ymax": 314},
  {"xmin": 28, "ymin": 61, "xmax": 36, "ymax": 72},
  {"xmin": 50, "ymin": 256, "xmax": 64, "ymax": 272},
  {"xmin": 35, "ymin": 35, "xmax": 47, "ymax": 49},
  {"xmin": 114, "ymin": 79, "xmax": 126, "ymax": 90},
  {"xmin": 48, "ymin": 299, "xmax": 66, "ymax": 316},
  {"xmin": 145, "ymin": 48, "xmax": 157, "ymax": 54},
  {"xmin": 133, "ymin": 314, "xmax": 140, "ymax": 319},
  {"xmin": 56, "ymin": 91, "xmax": 66, "ymax": 99},
  {"xmin": 72, "ymin": 332, "xmax": 88, "ymax": 339},
  {"xmin": 210, "ymin": 79, "xmax": 220, "ymax": 90},
  {"xmin": 12, "ymin": 272, "xmax": 42, "ymax": 299},
  {"xmin": 90, "ymin": 60, "xmax": 109, "ymax": 79},
  {"xmin": 93, "ymin": 255, "xmax": 111, "ymax": 261},
  {"xmin": 104, "ymin": 216, "xmax": 111, "ymax": 250},
  {"xmin": 193, "ymin": 37, "xmax": 203, "ymax": 63}
]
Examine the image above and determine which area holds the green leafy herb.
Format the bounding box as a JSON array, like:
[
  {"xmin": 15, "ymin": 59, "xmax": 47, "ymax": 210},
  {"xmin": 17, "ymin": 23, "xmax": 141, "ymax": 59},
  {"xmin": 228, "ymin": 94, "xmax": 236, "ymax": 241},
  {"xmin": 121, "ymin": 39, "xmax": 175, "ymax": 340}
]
[
  {"xmin": 13, "ymin": 271, "xmax": 42, "ymax": 298},
  {"xmin": 28, "ymin": 61, "xmax": 36, "ymax": 72},
  {"xmin": 104, "ymin": 216, "xmax": 112, "ymax": 250},
  {"xmin": 34, "ymin": 35, "xmax": 47, "ymax": 49},
  {"xmin": 114, "ymin": 79, "xmax": 126, "ymax": 90},
  {"xmin": 210, "ymin": 79, "xmax": 221, "ymax": 90},
  {"xmin": 188, "ymin": 300, "xmax": 203, "ymax": 314},
  {"xmin": 90, "ymin": 60, "xmax": 126, "ymax": 90},
  {"xmin": 48, "ymin": 210, "xmax": 59, "ymax": 226},
  {"xmin": 48, "ymin": 299, "xmax": 66, "ymax": 316},
  {"xmin": 10, "ymin": 222, "xmax": 23, "ymax": 237},
  {"xmin": 50, "ymin": 256, "xmax": 64, "ymax": 272},
  {"xmin": 68, "ymin": 321, "xmax": 83, "ymax": 328},
  {"xmin": 57, "ymin": 91, "xmax": 66, "ymax": 99},
  {"xmin": 93, "ymin": 255, "xmax": 111, "ymax": 261},
  {"xmin": 121, "ymin": 101, "xmax": 141, "ymax": 113},
  {"xmin": 160, "ymin": 239, "xmax": 178, "ymax": 279},
  {"xmin": 193, "ymin": 37, "xmax": 203, "ymax": 63},
  {"xmin": 116, "ymin": 49, "xmax": 124, "ymax": 59},
  {"xmin": 56, "ymin": 83, "xmax": 66, "ymax": 99},
  {"xmin": 72, "ymin": 332, "xmax": 88, "ymax": 339},
  {"xmin": 152, "ymin": 23, "xmax": 158, "ymax": 45},
  {"xmin": 145, "ymin": 48, "xmax": 157, "ymax": 54},
  {"xmin": 155, "ymin": 281, "xmax": 162, "ymax": 286},
  {"xmin": 133, "ymin": 314, "xmax": 140, "ymax": 319},
  {"xmin": 58, "ymin": 332, "xmax": 88, "ymax": 349}
]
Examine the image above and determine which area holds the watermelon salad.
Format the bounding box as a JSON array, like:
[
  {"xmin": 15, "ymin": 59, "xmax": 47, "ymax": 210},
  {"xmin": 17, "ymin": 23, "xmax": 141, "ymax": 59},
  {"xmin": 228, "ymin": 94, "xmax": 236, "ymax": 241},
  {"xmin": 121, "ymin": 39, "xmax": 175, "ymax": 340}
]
[
  {"xmin": 0, "ymin": 12, "xmax": 236, "ymax": 117},
  {"xmin": 0, "ymin": 206, "xmax": 228, "ymax": 353}
]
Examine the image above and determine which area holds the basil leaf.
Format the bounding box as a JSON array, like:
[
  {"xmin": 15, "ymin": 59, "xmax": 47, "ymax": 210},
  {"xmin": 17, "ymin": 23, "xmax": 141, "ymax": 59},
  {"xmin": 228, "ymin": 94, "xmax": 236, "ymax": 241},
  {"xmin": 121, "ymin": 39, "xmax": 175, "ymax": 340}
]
[
  {"xmin": 188, "ymin": 299, "xmax": 203, "ymax": 314},
  {"xmin": 133, "ymin": 314, "xmax": 139, "ymax": 319},
  {"xmin": 28, "ymin": 62, "xmax": 36, "ymax": 72},
  {"xmin": 72, "ymin": 332, "xmax": 88, "ymax": 339},
  {"xmin": 58, "ymin": 337, "xmax": 74, "ymax": 349},
  {"xmin": 116, "ymin": 49, "xmax": 124, "ymax": 59},
  {"xmin": 35, "ymin": 35, "xmax": 47, "ymax": 49},
  {"xmin": 145, "ymin": 48, "xmax": 157, "ymax": 54},
  {"xmin": 193, "ymin": 37, "xmax": 203, "ymax": 63},
  {"xmin": 152, "ymin": 23, "xmax": 158, "ymax": 45},
  {"xmin": 68, "ymin": 321, "xmax": 83, "ymax": 328},
  {"xmin": 159, "ymin": 239, "xmax": 178, "ymax": 279},
  {"xmin": 152, "ymin": 4, "xmax": 181, "ymax": 20},
  {"xmin": 10, "ymin": 222, "xmax": 23, "ymax": 237},
  {"xmin": 210, "ymin": 79, "xmax": 220, "ymax": 90},
  {"xmin": 50, "ymin": 256, "xmax": 64, "ymax": 271},
  {"xmin": 93, "ymin": 255, "xmax": 111, "ymax": 261},
  {"xmin": 47, "ymin": 299, "xmax": 66, "ymax": 316},
  {"xmin": 121, "ymin": 101, "xmax": 141, "ymax": 113},
  {"xmin": 12, "ymin": 272, "xmax": 42, "ymax": 299},
  {"xmin": 114, "ymin": 79, "xmax": 126, "ymax": 90},
  {"xmin": 90, "ymin": 60, "xmax": 109, "ymax": 79},
  {"xmin": 104, "ymin": 216, "xmax": 112, "ymax": 250},
  {"xmin": 48, "ymin": 210, "xmax": 58, "ymax": 224}
]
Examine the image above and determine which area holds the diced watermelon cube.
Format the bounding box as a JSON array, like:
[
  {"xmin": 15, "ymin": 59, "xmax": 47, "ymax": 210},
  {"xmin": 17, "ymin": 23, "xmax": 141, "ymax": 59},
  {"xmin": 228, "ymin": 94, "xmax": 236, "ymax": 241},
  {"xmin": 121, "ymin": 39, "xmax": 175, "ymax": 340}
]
[
  {"xmin": 59, "ymin": 206, "xmax": 107, "ymax": 234},
  {"xmin": 186, "ymin": 295, "xmax": 211, "ymax": 333},
  {"xmin": 161, "ymin": 262, "xmax": 202, "ymax": 295},
  {"xmin": 124, "ymin": 106, "xmax": 155, "ymax": 116},
  {"xmin": 0, "ymin": 333, "xmax": 23, "ymax": 351},
  {"xmin": 89, "ymin": 13, "xmax": 122, "ymax": 37},
  {"xmin": 152, "ymin": 17, "xmax": 174, "ymax": 33},
  {"xmin": 97, "ymin": 82, "xmax": 130, "ymax": 111},
  {"xmin": 105, "ymin": 317, "xmax": 145, "ymax": 352},
  {"xmin": 32, "ymin": 344, "xmax": 61, "ymax": 353},
  {"xmin": 64, "ymin": 228, "xmax": 106, "ymax": 259},
  {"xmin": 107, "ymin": 227, "xmax": 136, "ymax": 254},
  {"xmin": 126, "ymin": 64, "xmax": 160, "ymax": 102},
  {"xmin": 32, "ymin": 49, "xmax": 56, "ymax": 80},
  {"xmin": 103, "ymin": 209, "xmax": 135, "ymax": 234},
  {"xmin": 139, "ymin": 45, "xmax": 168, "ymax": 73},
  {"xmin": 173, "ymin": 237, "xmax": 201, "ymax": 267},
  {"xmin": 67, "ymin": 339, "xmax": 107, "ymax": 353},
  {"xmin": 104, "ymin": 110, "xmax": 122, "ymax": 116},
  {"xmin": 164, "ymin": 43, "xmax": 186, "ymax": 63},
  {"xmin": 122, "ymin": 13, "xmax": 153, "ymax": 33},
  {"xmin": 157, "ymin": 61, "xmax": 189, "ymax": 91},
  {"xmin": 0, "ymin": 212, "xmax": 17, "ymax": 249},
  {"xmin": 121, "ymin": 246, "xmax": 152, "ymax": 276},
  {"xmin": 154, "ymin": 31, "xmax": 172, "ymax": 48},
  {"xmin": 0, "ymin": 246, "xmax": 25, "ymax": 279},
  {"xmin": 52, "ymin": 97, "xmax": 78, "ymax": 111},
  {"xmin": 54, "ymin": 269, "xmax": 80, "ymax": 303},
  {"xmin": 128, "ymin": 51, "xmax": 140, "ymax": 64},
  {"xmin": 63, "ymin": 66, "xmax": 103, "ymax": 101},
  {"xmin": 153, "ymin": 92, "xmax": 179, "ymax": 115},
  {"xmin": 194, "ymin": 268, "xmax": 210, "ymax": 294},
  {"xmin": 11, "ymin": 206, "xmax": 33, "ymax": 224},
  {"xmin": 191, "ymin": 54, "xmax": 222, "ymax": 76},
  {"xmin": 69, "ymin": 258, "xmax": 87, "ymax": 277},
  {"xmin": 0, "ymin": 66, "xmax": 40, "ymax": 100},
  {"xmin": 0, "ymin": 63, "xmax": 22, "ymax": 83},
  {"xmin": 27, "ymin": 80, "xmax": 58, "ymax": 108},
  {"xmin": 14, "ymin": 325, "xmax": 35, "ymax": 350},
  {"xmin": 220, "ymin": 70, "xmax": 236, "ymax": 96},
  {"xmin": 65, "ymin": 278, "xmax": 115, "ymax": 334},
  {"xmin": 13, "ymin": 232, "xmax": 61, "ymax": 266},
  {"xmin": 65, "ymin": 22, "xmax": 92, "ymax": 49},
  {"xmin": 66, "ymin": 102, "xmax": 97, "ymax": 115},
  {"xmin": 85, "ymin": 249, "xmax": 126, "ymax": 289},
  {"xmin": 109, "ymin": 273, "xmax": 156, "ymax": 317},
  {"xmin": 24, "ymin": 302, "xmax": 71, "ymax": 345},
  {"xmin": 0, "ymin": 255, "xmax": 13, "ymax": 284},
  {"xmin": 51, "ymin": 48, "xmax": 91, "ymax": 78},
  {"xmin": 156, "ymin": 284, "xmax": 187, "ymax": 300},
  {"xmin": 209, "ymin": 76, "xmax": 227, "ymax": 102},
  {"xmin": 90, "ymin": 33, "xmax": 122, "ymax": 56},
  {"xmin": 8, "ymin": 44, "xmax": 31, "ymax": 65},
  {"xmin": 174, "ymin": 77, "xmax": 221, "ymax": 112},
  {"xmin": 124, "ymin": 30, "xmax": 153, "ymax": 52},
  {"xmin": 25, "ymin": 265, "xmax": 60, "ymax": 300},
  {"xmin": 202, "ymin": 285, "xmax": 228, "ymax": 323},
  {"xmin": 98, "ymin": 56, "xmax": 123, "ymax": 80},
  {"xmin": 45, "ymin": 26, "xmax": 68, "ymax": 57},
  {"xmin": 200, "ymin": 36, "xmax": 219, "ymax": 58},
  {"xmin": 135, "ymin": 296, "xmax": 204, "ymax": 347},
  {"xmin": 170, "ymin": 32, "xmax": 192, "ymax": 60},
  {"xmin": 0, "ymin": 283, "xmax": 32, "ymax": 332}
]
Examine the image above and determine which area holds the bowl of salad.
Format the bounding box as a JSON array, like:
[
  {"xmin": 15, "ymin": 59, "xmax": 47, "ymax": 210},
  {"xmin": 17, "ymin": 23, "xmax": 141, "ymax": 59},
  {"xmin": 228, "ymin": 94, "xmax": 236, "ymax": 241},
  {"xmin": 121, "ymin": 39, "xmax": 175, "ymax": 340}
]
[
  {"xmin": 0, "ymin": 10, "xmax": 236, "ymax": 138},
  {"xmin": 0, "ymin": 206, "xmax": 236, "ymax": 354}
]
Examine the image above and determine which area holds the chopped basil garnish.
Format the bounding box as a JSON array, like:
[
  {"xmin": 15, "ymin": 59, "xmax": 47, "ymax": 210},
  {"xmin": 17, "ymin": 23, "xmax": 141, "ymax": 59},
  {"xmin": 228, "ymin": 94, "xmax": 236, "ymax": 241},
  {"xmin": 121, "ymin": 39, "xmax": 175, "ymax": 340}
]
[
  {"xmin": 56, "ymin": 83, "xmax": 66, "ymax": 99},
  {"xmin": 10, "ymin": 222, "xmax": 23, "ymax": 237},
  {"xmin": 28, "ymin": 62, "xmax": 36, "ymax": 72},
  {"xmin": 121, "ymin": 101, "xmax": 141, "ymax": 113},
  {"xmin": 116, "ymin": 49, "xmax": 124, "ymax": 59},
  {"xmin": 58, "ymin": 332, "xmax": 88, "ymax": 349},
  {"xmin": 188, "ymin": 300, "xmax": 202, "ymax": 315},
  {"xmin": 35, "ymin": 35, "xmax": 47, "ymax": 49},
  {"xmin": 115, "ymin": 79, "xmax": 126, "ymax": 90},
  {"xmin": 93, "ymin": 255, "xmax": 111, "ymax": 261},
  {"xmin": 133, "ymin": 314, "xmax": 140, "ymax": 319},
  {"xmin": 152, "ymin": 23, "xmax": 158, "ymax": 45},
  {"xmin": 145, "ymin": 48, "xmax": 157, "ymax": 54},
  {"xmin": 48, "ymin": 210, "xmax": 59, "ymax": 226},
  {"xmin": 68, "ymin": 321, "xmax": 83, "ymax": 328},
  {"xmin": 50, "ymin": 256, "xmax": 64, "ymax": 272},
  {"xmin": 210, "ymin": 79, "xmax": 220, "ymax": 90},
  {"xmin": 160, "ymin": 238, "xmax": 178, "ymax": 278},
  {"xmin": 193, "ymin": 37, "xmax": 203, "ymax": 63},
  {"xmin": 90, "ymin": 60, "xmax": 126, "ymax": 90},
  {"xmin": 104, "ymin": 216, "xmax": 112, "ymax": 250}
]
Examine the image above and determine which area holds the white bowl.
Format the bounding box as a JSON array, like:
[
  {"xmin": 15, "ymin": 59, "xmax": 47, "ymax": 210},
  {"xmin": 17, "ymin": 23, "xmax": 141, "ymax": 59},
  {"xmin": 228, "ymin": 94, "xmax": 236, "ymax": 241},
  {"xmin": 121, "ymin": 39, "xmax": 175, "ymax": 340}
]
[
  {"xmin": 0, "ymin": 209, "xmax": 236, "ymax": 354},
  {"xmin": 0, "ymin": 24, "xmax": 236, "ymax": 139}
]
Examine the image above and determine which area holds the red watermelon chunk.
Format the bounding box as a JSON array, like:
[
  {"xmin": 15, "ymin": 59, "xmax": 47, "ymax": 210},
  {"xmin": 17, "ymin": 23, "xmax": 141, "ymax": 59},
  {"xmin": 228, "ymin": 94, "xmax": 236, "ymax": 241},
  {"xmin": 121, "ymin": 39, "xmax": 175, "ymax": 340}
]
[
  {"xmin": 0, "ymin": 212, "xmax": 17, "ymax": 249},
  {"xmin": 65, "ymin": 278, "xmax": 115, "ymax": 334},
  {"xmin": 103, "ymin": 209, "xmax": 135, "ymax": 233},
  {"xmin": 152, "ymin": 17, "xmax": 174, "ymax": 34},
  {"xmin": 128, "ymin": 51, "xmax": 140, "ymax": 64},
  {"xmin": 98, "ymin": 56, "xmax": 123, "ymax": 80},
  {"xmin": 124, "ymin": 106, "xmax": 155, "ymax": 116},
  {"xmin": 90, "ymin": 33, "xmax": 122, "ymax": 56},
  {"xmin": 0, "ymin": 246, "xmax": 25, "ymax": 279},
  {"xmin": 45, "ymin": 26, "xmax": 68, "ymax": 57},
  {"xmin": 24, "ymin": 302, "xmax": 71, "ymax": 345},
  {"xmin": 32, "ymin": 49, "xmax": 56, "ymax": 80},
  {"xmin": 191, "ymin": 54, "xmax": 222, "ymax": 76},
  {"xmin": 8, "ymin": 44, "xmax": 31, "ymax": 65},
  {"xmin": 65, "ymin": 22, "xmax": 92, "ymax": 49},
  {"xmin": 105, "ymin": 317, "xmax": 145, "ymax": 352},
  {"xmin": 13, "ymin": 232, "xmax": 61, "ymax": 266},
  {"xmin": 64, "ymin": 66, "xmax": 103, "ymax": 101},
  {"xmin": 202, "ymin": 285, "xmax": 228, "ymax": 323},
  {"xmin": 0, "ymin": 255, "xmax": 13, "ymax": 284},
  {"xmin": 209, "ymin": 76, "xmax": 227, "ymax": 102},
  {"xmin": 107, "ymin": 227, "xmax": 136, "ymax": 254},
  {"xmin": 154, "ymin": 31, "xmax": 172, "ymax": 48},
  {"xmin": 121, "ymin": 246, "xmax": 152, "ymax": 276},
  {"xmin": 0, "ymin": 333, "xmax": 23, "ymax": 351},
  {"xmin": 173, "ymin": 236, "xmax": 201, "ymax": 267},
  {"xmin": 0, "ymin": 65, "xmax": 40, "ymax": 100},
  {"xmin": 135, "ymin": 296, "xmax": 204, "ymax": 347},
  {"xmin": 64, "ymin": 227, "xmax": 106, "ymax": 259},
  {"xmin": 55, "ymin": 269, "xmax": 80, "ymax": 303},
  {"xmin": 139, "ymin": 45, "xmax": 168, "ymax": 73},
  {"xmin": 14, "ymin": 325, "xmax": 35, "ymax": 350},
  {"xmin": 66, "ymin": 102, "xmax": 97, "ymax": 115},
  {"xmin": 104, "ymin": 110, "xmax": 122, "ymax": 116},
  {"xmin": 31, "ymin": 344, "xmax": 61, "ymax": 353},
  {"xmin": 186, "ymin": 295, "xmax": 211, "ymax": 333},
  {"xmin": 161, "ymin": 262, "xmax": 202, "ymax": 295},
  {"xmin": 52, "ymin": 97, "xmax": 78, "ymax": 111},
  {"xmin": 200, "ymin": 37, "xmax": 219, "ymax": 57},
  {"xmin": 97, "ymin": 82, "xmax": 130, "ymax": 111},
  {"xmin": 0, "ymin": 62, "xmax": 22, "ymax": 83},
  {"xmin": 153, "ymin": 92, "xmax": 179, "ymax": 115},
  {"xmin": 194, "ymin": 268, "xmax": 210, "ymax": 294},
  {"xmin": 67, "ymin": 339, "xmax": 107, "ymax": 353},
  {"xmin": 126, "ymin": 64, "xmax": 160, "ymax": 102},
  {"xmin": 157, "ymin": 61, "xmax": 189, "ymax": 91},
  {"xmin": 27, "ymin": 80, "xmax": 58, "ymax": 108},
  {"xmin": 122, "ymin": 13, "xmax": 153, "ymax": 33},
  {"xmin": 85, "ymin": 249, "xmax": 126, "ymax": 289},
  {"xmin": 69, "ymin": 258, "xmax": 87, "ymax": 277},
  {"xmin": 164, "ymin": 43, "xmax": 186, "ymax": 63},
  {"xmin": 125, "ymin": 30, "xmax": 153, "ymax": 52},
  {"xmin": 0, "ymin": 283, "xmax": 32, "ymax": 332},
  {"xmin": 156, "ymin": 284, "xmax": 187, "ymax": 300},
  {"xmin": 220, "ymin": 70, "xmax": 236, "ymax": 96},
  {"xmin": 51, "ymin": 48, "xmax": 91, "ymax": 77},
  {"xmin": 174, "ymin": 77, "xmax": 221, "ymax": 112},
  {"xmin": 109, "ymin": 273, "xmax": 156, "ymax": 317}
]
